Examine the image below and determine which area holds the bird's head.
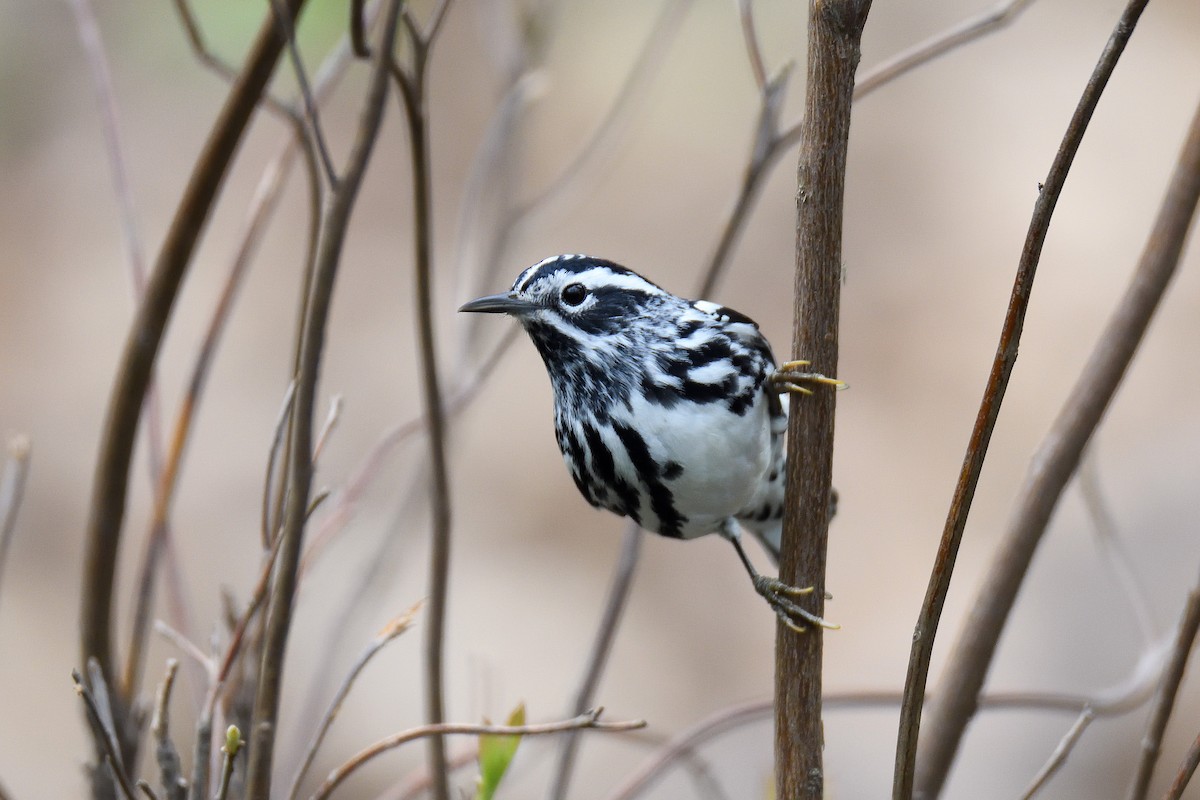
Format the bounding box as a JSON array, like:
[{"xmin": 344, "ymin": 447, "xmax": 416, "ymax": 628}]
[{"xmin": 459, "ymin": 254, "xmax": 672, "ymax": 353}]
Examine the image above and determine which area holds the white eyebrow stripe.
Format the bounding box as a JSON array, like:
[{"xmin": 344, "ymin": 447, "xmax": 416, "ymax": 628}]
[{"xmin": 577, "ymin": 268, "xmax": 665, "ymax": 295}]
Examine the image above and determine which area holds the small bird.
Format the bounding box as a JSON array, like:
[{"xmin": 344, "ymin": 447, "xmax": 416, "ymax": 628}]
[{"xmin": 460, "ymin": 254, "xmax": 842, "ymax": 631}]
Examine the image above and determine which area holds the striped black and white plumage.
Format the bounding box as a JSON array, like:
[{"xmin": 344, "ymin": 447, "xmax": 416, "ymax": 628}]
[{"xmin": 461, "ymin": 254, "xmax": 839, "ymax": 631}]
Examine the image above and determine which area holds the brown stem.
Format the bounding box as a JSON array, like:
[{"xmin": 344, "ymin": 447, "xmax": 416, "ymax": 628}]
[
  {"xmin": 1163, "ymin": 728, "xmax": 1200, "ymax": 800},
  {"xmin": 80, "ymin": 0, "xmax": 311, "ymax": 774},
  {"xmin": 777, "ymin": 2, "xmax": 870, "ymax": 798},
  {"xmin": 240, "ymin": 4, "xmax": 401, "ymax": 798},
  {"xmin": 392, "ymin": 4, "xmax": 454, "ymax": 795},
  {"xmin": 903, "ymin": 9, "xmax": 1182, "ymax": 794}
]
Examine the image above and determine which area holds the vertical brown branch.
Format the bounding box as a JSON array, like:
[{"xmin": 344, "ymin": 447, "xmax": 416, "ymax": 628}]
[
  {"xmin": 777, "ymin": 2, "xmax": 870, "ymax": 798},
  {"xmin": 241, "ymin": 4, "xmax": 402, "ymax": 799},
  {"xmin": 392, "ymin": 4, "xmax": 454, "ymax": 796},
  {"xmin": 80, "ymin": 0, "xmax": 310, "ymax": 756}
]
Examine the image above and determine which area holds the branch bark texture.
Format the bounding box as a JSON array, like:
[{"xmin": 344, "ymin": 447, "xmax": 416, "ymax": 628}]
[{"xmin": 777, "ymin": 2, "xmax": 870, "ymax": 798}]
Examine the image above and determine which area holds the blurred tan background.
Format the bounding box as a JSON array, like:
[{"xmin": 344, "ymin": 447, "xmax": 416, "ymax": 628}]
[{"xmin": 1, "ymin": 0, "xmax": 1198, "ymax": 797}]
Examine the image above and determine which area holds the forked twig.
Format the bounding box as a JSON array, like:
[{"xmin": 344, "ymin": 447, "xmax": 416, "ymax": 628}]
[
  {"xmin": 267, "ymin": 0, "xmax": 338, "ymax": 185},
  {"xmin": 700, "ymin": 0, "xmax": 1043, "ymax": 297},
  {"xmin": 905, "ymin": 15, "xmax": 1187, "ymax": 795},
  {"xmin": 391, "ymin": 2, "xmax": 455, "ymax": 795}
]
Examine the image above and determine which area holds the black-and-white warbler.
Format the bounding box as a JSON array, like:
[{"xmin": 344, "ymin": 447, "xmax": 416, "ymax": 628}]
[{"xmin": 460, "ymin": 254, "xmax": 842, "ymax": 631}]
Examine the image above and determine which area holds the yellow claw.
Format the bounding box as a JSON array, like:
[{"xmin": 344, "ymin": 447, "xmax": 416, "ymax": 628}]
[{"xmin": 769, "ymin": 361, "xmax": 847, "ymax": 395}]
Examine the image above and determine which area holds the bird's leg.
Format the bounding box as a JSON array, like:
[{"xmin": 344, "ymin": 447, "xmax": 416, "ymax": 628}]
[
  {"xmin": 726, "ymin": 526, "xmax": 839, "ymax": 633},
  {"xmin": 769, "ymin": 359, "xmax": 846, "ymax": 396}
]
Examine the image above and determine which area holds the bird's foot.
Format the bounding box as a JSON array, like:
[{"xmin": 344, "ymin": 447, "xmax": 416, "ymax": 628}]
[
  {"xmin": 769, "ymin": 360, "xmax": 846, "ymax": 396},
  {"xmin": 752, "ymin": 574, "xmax": 840, "ymax": 633}
]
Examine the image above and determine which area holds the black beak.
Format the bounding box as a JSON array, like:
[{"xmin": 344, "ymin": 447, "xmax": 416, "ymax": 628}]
[{"xmin": 458, "ymin": 292, "xmax": 535, "ymax": 315}]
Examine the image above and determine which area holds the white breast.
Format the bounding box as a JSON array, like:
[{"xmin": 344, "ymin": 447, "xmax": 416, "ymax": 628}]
[{"xmin": 623, "ymin": 389, "xmax": 773, "ymax": 539}]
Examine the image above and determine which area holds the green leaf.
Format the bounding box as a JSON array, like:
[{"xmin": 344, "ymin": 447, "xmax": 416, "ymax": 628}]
[{"xmin": 475, "ymin": 703, "xmax": 526, "ymax": 800}]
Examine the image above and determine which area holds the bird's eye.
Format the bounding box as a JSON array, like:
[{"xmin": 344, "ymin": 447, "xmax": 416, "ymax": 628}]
[{"xmin": 560, "ymin": 283, "xmax": 588, "ymax": 306}]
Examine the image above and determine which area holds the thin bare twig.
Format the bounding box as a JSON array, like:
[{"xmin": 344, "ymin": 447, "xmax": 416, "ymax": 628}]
[
  {"xmin": 1020, "ymin": 708, "xmax": 1096, "ymax": 800},
  {"xmin": 312, "ymin": 396, "xmax": 343, "ymax": 463},
  {"xmin": 607, "ymin": 700, "xmax": 771, "ymax": 800},
  {"xmin": 736, "ymin": 0, "xmax": 767, "ymax": 90},
  {"xmin": 154, "ymin": 621, "xmax": 214, "ymax": 674},
  {"xmin": 548, "ymin": 521, "xmax": 643, "ymax": 800},
  {"xmin": 150, "ymin": 660, "xmax": 187, "ymax": 800},
  {"xmin": 391, "ymin": 3, "xmax": 454, "ymax": 795},
  {"xmin": 1127, "ymin": 575, "xmax": 1200, "ymax": 800},
  {"xmin": 854, "ymin": 0, "xmax": 1036, "ymax": 97},
  {"xmin": 608, "ymin": 661, "xmax": 1167, "ymax": 800},
  {"xmin": 191, "ymin": 532, "xmax": 287, "ymax": 800},
  {"xmin": 74, "ymin": 666, "xmax": 139, "ymax": 800},
  {"xmin": 514, "ymin": 0, "xmax": 693, "ymax": 224},
  {"xmin": 1015, "ymin": 454, "xmax": 1171, "ymax": 799},
  {"xmin": 300, "ymin": 327, "xmax": 518, "ymax": 574},
  {"xmin": 68, "ymin": 0, "xmax": 178, "ymax": 531},
  {"xmin": 1163, "ymin": 729, "xmax": 1200, "ymax": 800},
  {"xmin": 242, "ymin": 4, "xmax": 402, "ymax": 798},
  {"xmin": 309, "ymin": 710, "xmax": 646, "ymax": 800},
  {"xmin": 287, "ymin": 603, "xmax": 423, "ymax": 800},
  {"xmin": 351, "ymin": 0, "xmax": 370, "ymax": 57},
  {"xmin": 267, "ymin": 0, "xmax": 338, "ymax": 185},
  {"xmin": 263, "ymin": 382, "xmax": 298, "ymax": 547},
  {"xmin": 911, "ymin": 62, "xmax": 1196, "ymax": 799}
]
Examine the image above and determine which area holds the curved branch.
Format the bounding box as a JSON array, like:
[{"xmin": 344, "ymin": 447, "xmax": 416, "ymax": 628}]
[
  {"xmin": 310, "ymin": 711, "xmax": 645, "ymax": 800},
  {"xmin": 80, "ymin": 0, "xmax": 312, "ymax": 738}
]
